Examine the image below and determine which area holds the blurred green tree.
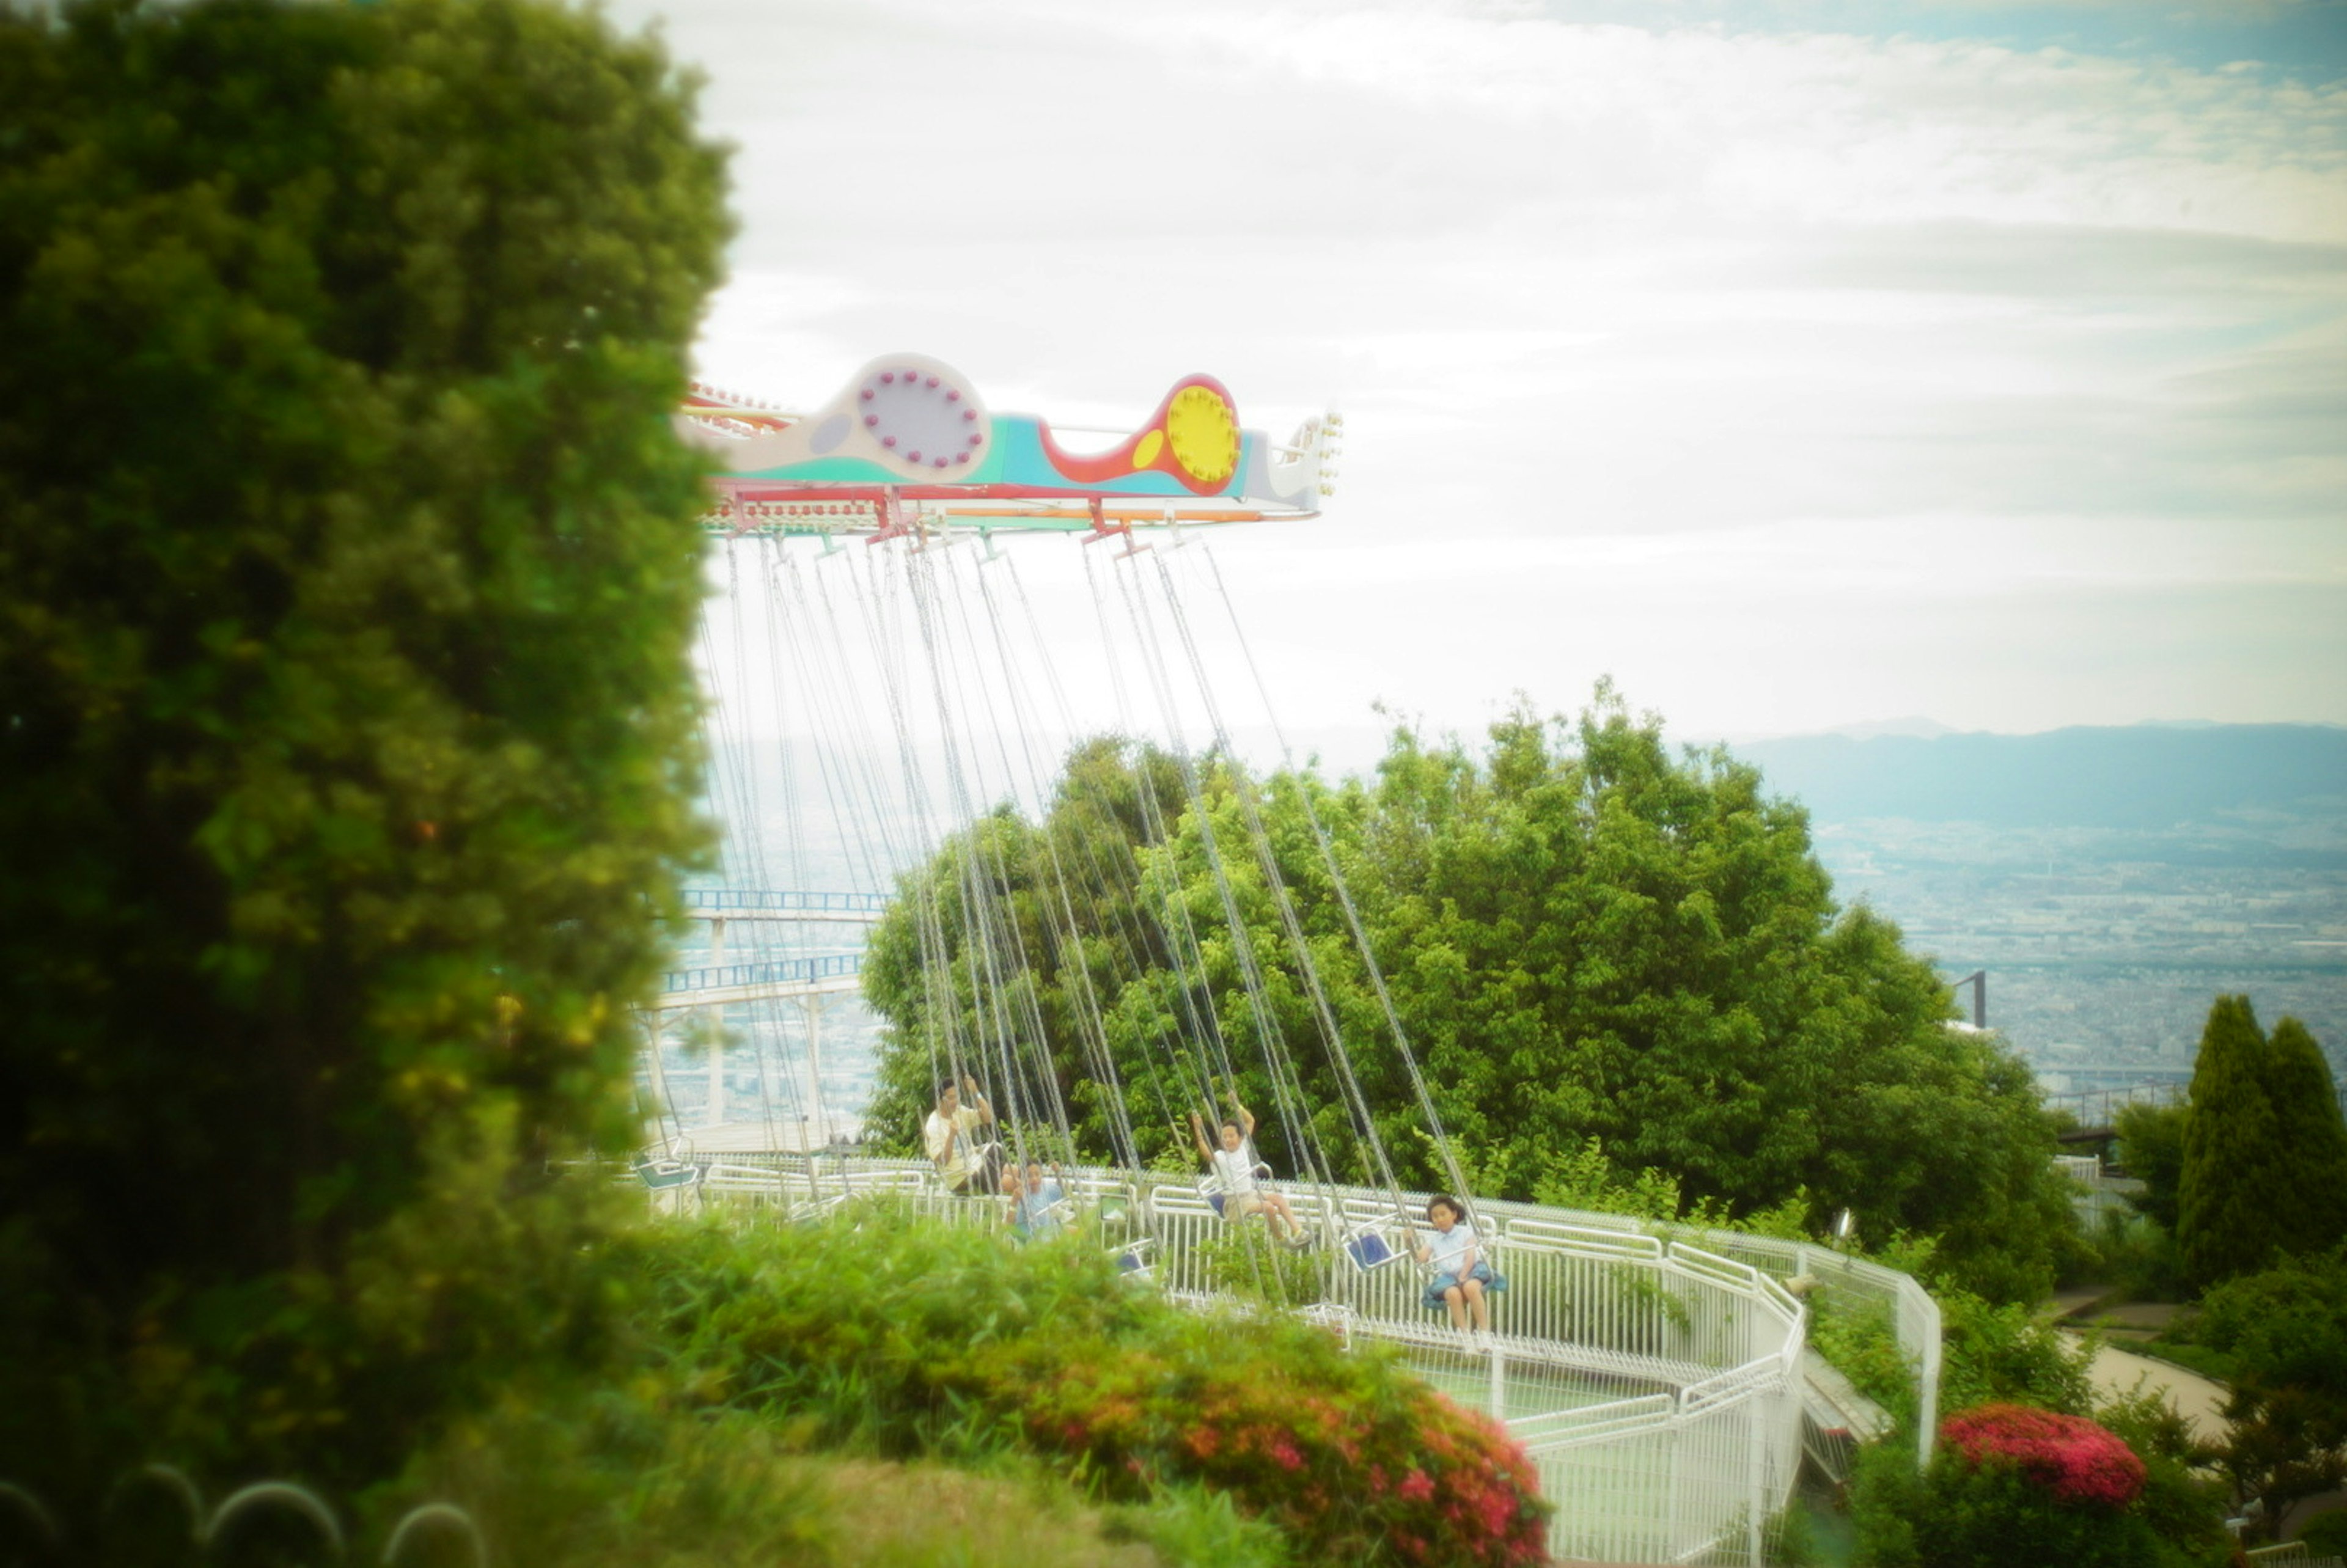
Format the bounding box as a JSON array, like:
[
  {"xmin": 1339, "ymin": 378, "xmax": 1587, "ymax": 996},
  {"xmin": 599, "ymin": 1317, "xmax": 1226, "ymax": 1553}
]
[
  {"xmin": 2192, "ymin": 1247, "xmax": 2347, "ymax": 1542},
  {"xmin": 0, "ymin": 0, "xmax": 727, "ymax": 1494},
  {"xmin": 2178, "ymin": 996, "xmax": 2288, "ymax": 1288},
  {"xmin": 2115, "ymin": 1098, "xmax": 2187, "ymax": 1233},
  {"xmin": 2262, "ymin": 1017, "xmax": 2347, "ymax": 1255}
]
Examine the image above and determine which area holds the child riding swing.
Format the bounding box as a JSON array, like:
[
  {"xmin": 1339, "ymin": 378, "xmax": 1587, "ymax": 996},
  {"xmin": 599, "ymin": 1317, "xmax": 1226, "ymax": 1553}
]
[{"xmin": 1179, "ymin": 1088, "xmax": 1309, "ymax": 1247}]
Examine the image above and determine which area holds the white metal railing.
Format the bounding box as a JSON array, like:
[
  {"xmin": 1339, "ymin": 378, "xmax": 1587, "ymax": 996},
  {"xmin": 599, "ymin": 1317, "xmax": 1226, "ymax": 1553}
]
[
  {"xmin": 680, "ymin": 887, "xmax": 891, "ymax": 917},
  {"xmin": 2247, "ymin": 1545, "xmax": 2347, "ymax": 1567},
  {"xmin": 645, "ymin": 1157, "xmax": 1876, "ymax": 1565},
  {"xmin": 1471, "ymin": 1198, "xmax": 1942, "ymax": 1465},
  {"xmin": 2053, "ymin": 1154, "xmax": 2103, "ymax": 1187}
]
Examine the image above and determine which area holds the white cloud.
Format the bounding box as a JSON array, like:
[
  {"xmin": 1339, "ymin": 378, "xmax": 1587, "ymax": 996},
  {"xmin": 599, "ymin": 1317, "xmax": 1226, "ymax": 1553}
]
[{"xmin": 619, "ymin": 0, "xmax": 2347, "ymax": 736}]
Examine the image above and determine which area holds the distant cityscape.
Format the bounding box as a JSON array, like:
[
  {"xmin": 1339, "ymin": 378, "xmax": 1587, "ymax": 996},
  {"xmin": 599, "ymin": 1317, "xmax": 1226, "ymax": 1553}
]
[
  {"xmin": 1739, "ymin": 722, "xmax": 2347, "ymax": 1099},
  {"xmin": 1807, "ymin": 816, "xmax": 2347, "ymax": 1093}
]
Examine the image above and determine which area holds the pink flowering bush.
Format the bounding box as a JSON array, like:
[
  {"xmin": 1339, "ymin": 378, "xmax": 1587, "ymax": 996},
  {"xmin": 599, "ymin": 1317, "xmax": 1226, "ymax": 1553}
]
[
  {"xmin": 1941, "ymin": 1402, "xmax": 2147, "ymax": 1509},
  {"xmin": 1849, "ymin": 1401, "xmax": 2165, "ymax": 1568},
  {"xmin": 995, "ymin": 1317, "xmax": 1551, "ymax": 1567}
]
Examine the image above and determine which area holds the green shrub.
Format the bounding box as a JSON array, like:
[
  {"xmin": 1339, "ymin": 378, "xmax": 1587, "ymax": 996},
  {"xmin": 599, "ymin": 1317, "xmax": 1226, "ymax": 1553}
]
[
  {"xmin": 2137, "ymin": 1336, "xmax": 2240, "ymax": 1385},
  {"xmin": 642, "ymin": 1206, "xmax": 1550, "ymax": 1568},
  {"xmin": 1808, "ymin": 1291, "xmax": 1917, "ymax": 1425},
  {"xmin": 2190, "ymin": 1246, "xmax": 2347, "ymax": 1398},
  {"xmin": 1107, "ymin": 1481, "xmax": 1291, "ymax": 1568},
  {"xmin": 1194, "ymin": 1226, "xmax": 1329, "ymax": 1308},
  {"xmin": 1853, "ymin": 1404, "xmax": 2169, "ymax": 1568},
  {"xmin": 2302, "ymin": 1509, "xmax": 2347, "ymax": 1555},
  {"xmin": 2077, "ymin": 1208, "xmax": 2189, "ymax": 1303},
  {"xmin": 2114, "ymin": 1101, "xmax": 2187, "ymax": 1234},
  {"xmin": 406, "ymin": 1398, "xmax": 829, "ymax": 1567},
  {"xmin": 1937, "ymin": 1292, "xmax": 2095, "ymax": 1416},
  {"xmin": 2091, "ymin": 1382, "xmax": 2229, "ymax": 1561},
  {"xmin": 1904, "ymin": 1460, "xmax": 2164, "ymax": 1568}
]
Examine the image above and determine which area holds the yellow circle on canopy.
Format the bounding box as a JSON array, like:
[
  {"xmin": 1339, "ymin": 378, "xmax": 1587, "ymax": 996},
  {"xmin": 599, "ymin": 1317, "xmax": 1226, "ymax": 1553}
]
[
  {"xmin": 1166, "ymin": 386, "xmax": 1238, "ymax": 486},
  {"xmin": 1133, "ymin": 430, "xmax": 1165, "ymax": 469}
]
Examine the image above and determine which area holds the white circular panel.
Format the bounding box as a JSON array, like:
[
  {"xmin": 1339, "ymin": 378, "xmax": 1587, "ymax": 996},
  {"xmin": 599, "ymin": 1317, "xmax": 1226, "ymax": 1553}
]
[{"xmin": 848, "ymin": 356, "xmax": 988, "ymax": 478}]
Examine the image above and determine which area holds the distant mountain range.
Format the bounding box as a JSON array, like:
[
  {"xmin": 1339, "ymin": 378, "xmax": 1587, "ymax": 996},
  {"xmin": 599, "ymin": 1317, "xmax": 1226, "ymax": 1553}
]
[{"xmin": 1730, "ymin": 724, "xmax": 2347, "ymax": 831}]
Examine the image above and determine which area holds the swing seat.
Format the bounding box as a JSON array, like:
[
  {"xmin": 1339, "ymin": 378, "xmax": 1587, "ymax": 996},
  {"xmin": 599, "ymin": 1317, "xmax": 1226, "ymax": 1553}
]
[
  {"xmin": 1420, "ymin": 1262, "xmax": 1508, "ymax": 1313},
  {"xmin": 1110, "ymin": 1234, "xmax": 1158, "ymax": 1284},
  {"xmin": 634, "ymin": 1159, "xmax": 703, "ymax": 1192},
  {"xmin": 791, "ymin": 1193, "xmax": 850, "ymax": 1224},
  {"xmin": 1010, "ymin": 1196, "xmax": 1076, "ymax": 1242},
  {"xmin": 1338, "ymin": 1206, "xmax": 1416, "ymax": 1272},
  {"xmin": 1199, "ymin": 1165, "xmax": 1276, "ymax": 1222},
  {"xmin": 1068, "ymin": 1175, "xmax": 1139, "ymax": 1236}
]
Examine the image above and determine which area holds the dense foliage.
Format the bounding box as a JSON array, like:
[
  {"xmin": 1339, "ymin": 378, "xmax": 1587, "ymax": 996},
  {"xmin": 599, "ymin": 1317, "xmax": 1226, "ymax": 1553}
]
[
  {"xmin": 1939, "ymin": 1404, "xmax": 2145, "ymax": 1509},
  {"xmin": 0, "ymin": 0, "xmax": 727, "ymax": 1496},
  {"xmin": 2112, "ymin": 1003, "xmax": 2347, "ymax": 1545},
  {"xmin": 2264, "ymin": 1016, "xmax": 2347, "ymax": 1249},
  {"xmin": 2176, "ymin": 1245, "xmax": 2347, "ymax": 1540},
  {"xmin": 2090, "ymin": 1383, "xmax": 2230, "ymax": 1563},
  {"xmin": 1853, "ymin": 1405, "xmax": 2173, "ymax": 1568},
  {"xmin": 2178, "ymin": 996, "xmax": 2291, "ymax": 1287},
  {"xmin": 2191, "ymin": 1246, "xmax": 2347, "ymax": 1398},
  {"xmin": 865, "ymin": 693, "xmax": 2074, "ymax": 1300},
  {"xmin": 2172, "ymin": 997, "xmax": 2346, "ymax": 1291},
  {"xmin": 2114, "ymin": 1098, "xmax": 2186, "ymax": 1233},
  {"xmin": 636, "ymin": 1207, "xmax": 1551, "ymax": 1568},
  {"xmin": 1933, "ymin": 1292, "xmax": 2096, "ymax": 1420}
]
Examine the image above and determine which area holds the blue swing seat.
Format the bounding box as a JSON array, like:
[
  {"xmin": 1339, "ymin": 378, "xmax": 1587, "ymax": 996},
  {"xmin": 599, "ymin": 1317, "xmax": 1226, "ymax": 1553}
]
[{"xmin": 1421, "ymin": 1261, "xmax": 1508, "ymax": 1313}]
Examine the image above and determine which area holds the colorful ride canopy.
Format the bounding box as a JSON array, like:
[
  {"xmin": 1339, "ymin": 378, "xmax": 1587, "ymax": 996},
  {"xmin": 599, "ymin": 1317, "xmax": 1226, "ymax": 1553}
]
[{"xmin": 680, "ymin": 353, "xmax": 1339, "ymax": 537}]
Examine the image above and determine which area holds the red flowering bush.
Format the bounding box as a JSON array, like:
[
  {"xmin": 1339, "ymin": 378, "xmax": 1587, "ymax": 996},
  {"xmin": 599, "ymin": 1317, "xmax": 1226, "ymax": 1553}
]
[
  {"xmin": 1941, "ymin": 1403, "xmax": 2147, "ymax": 1509},
  {"xmin": 1849, "ymin": 1402, "xmax": 2164, "ymax": 1568},
  {"xmin": 990, "ymin": 1316, "xmax": 1549, "ymax": 1567}
]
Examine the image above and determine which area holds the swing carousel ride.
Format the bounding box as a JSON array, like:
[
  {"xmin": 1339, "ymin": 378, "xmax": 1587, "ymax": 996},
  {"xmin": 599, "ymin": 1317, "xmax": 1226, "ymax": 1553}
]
[{"xmin": 635, "ymin": 354, "xmax": 1912, "ymax": 1566}]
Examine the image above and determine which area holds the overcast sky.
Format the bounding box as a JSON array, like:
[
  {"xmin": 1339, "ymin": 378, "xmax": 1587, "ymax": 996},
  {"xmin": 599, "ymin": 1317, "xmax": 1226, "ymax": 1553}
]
[{"xmin": 611, "ymin": 0, "xmax": 2347, "ymax": 753}]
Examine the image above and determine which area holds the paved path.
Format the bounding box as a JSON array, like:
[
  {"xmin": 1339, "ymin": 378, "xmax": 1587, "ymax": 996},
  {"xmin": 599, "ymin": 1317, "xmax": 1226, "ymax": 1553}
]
[{"xmin": 2062, "ymin": 1332, "xmax": 2232, "ymax": 1440}]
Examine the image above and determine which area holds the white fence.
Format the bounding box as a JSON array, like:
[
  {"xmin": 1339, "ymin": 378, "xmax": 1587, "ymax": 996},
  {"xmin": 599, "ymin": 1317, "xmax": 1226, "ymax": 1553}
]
[
  {"xmin": 1464, "ymin": 1193, "xmax": 1942, "ymax": 1467},
  {"xmin": 641, "ymin": 1154, "xmax": 1939, "ymax": 1564}
]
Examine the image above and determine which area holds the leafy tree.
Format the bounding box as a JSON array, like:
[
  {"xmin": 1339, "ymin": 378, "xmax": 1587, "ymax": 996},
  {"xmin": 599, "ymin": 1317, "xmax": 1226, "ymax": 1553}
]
[
  {"xmin": 1934, "ymin": 1294, "xmax": 2096, "ymax": 1418},
  {"xmin": 862, "ymin": 737, "xmax": 1203, "ymax": 1165},
  {"xmin": 2115, "ymin": 1098, "xmax": 2187, "ymax": 1233},
  {"xmin": 865, "ymin": 691, "xmax": 2074, "ymax": 1300},
  {"xmin": 2091, "ymin": 1383, "xmax": 2230, "ymax": 1563},
  {"xmin": 2178, "ymin": 996, "xmax": 2288, "ymax": 1288},
  {"xmin": 2150, "ymin": 1248, "xmax": 2347, "ymax": 1542},
  {"xmin": 0, "ymin": 0, "xmax": 727, "ymax": 1495},
  {"xmin": 2304, "ymin": 1509, "xmax": 2347, "ymax": 1557},
  {"xmin": 2219, "ymin": 1385, "xmax": 2347, "ymax": 1547},
  {"xmin": 2263, "ymin": 1016, "xmax": 2347, "ymax": 1256},
  {"xmin": 2114, "ymin": 1011, "xmax": 2336, "ymax": 1295},
  {"xmin": 2194, "ymin": 1247, "xmax": 2347, "ymax": 1405}
]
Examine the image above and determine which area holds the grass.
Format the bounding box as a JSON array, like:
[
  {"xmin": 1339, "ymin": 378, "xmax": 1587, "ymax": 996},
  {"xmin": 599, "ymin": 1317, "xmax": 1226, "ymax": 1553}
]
[
  {"xmin": 2137, "ymin": 1336, "xmax": 2241, "ymax": 1387},
  {"xmin": 405, "ymin": 1394, "xmax": 1231, "ymax": 1568},
  {"xmin": 797, "ymin": 1458, "xmax": 1163, "ymax": 1568}
]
